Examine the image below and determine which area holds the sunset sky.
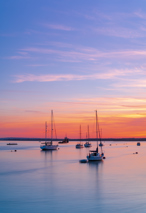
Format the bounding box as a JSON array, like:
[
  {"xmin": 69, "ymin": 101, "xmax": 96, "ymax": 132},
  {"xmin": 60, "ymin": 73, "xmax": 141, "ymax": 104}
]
[{"xmin": 1, "ymin": 0, "xmax": 146, "ymax": 138}]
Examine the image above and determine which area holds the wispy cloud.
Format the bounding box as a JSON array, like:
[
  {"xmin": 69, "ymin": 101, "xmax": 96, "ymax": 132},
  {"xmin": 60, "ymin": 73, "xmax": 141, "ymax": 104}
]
[
  {"xmin": 25, "ymin": 110, "xmax": 45, "ymax": 114},
  {"xmin": 74, "ymin": 11, "xmax": 96, "ymax": 20},
  {"xmin": 93, "ymin": 26, "xmax": 145, "ymax": 38},
  {"xmin": 86, "ymin": 10, "xmax": 146, "ymax": 38},
  {"xmin": 134, "ymin": 11, "xmax": 146, "ymax": 19},
  {"xmin": 7, "ymin": 56, "xmax": 31, "ymax": 60},
  {"xmin": 13, "ymin": 70, "xmax": 124, "ymax": 83},
  {"xmin": 7, "ymin": 43, "xmax": 146, "ymax": 64},
  {"xmin": 26, "ymin": 64, "xmax": 49, "ymax": 67},
  {"xmin": 24, "ymin": 29, "xmax": 59, "ymax": 36},
  {"xmin": 41, "ymin": 41, "xmax": 74, "ymax": 48},
  {"xmin": 21, "ymin": 46, "xmax": 146, "ymax": 62},
  {"xmin": 74, "ymin": 97, "xmax": 146, "ymax": 114},
  {"xmin": 43, "ymin": 23, "xmax": 74, "ymax": 31},
  {"xmin": 113, "ymin": 79, "xmax": 146, "ymax": 88}
]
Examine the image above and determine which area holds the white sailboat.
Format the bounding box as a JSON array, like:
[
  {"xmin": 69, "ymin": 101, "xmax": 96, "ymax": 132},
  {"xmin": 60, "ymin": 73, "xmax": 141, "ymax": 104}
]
[
  {"xmin": 76, "ymin": 125, "xmax": 84, "ymax": 148},
  {"xmin": 84, "ymin": 125, "xmax": 92, "ymax": 147},
  {"xmin": 40, "ymin": 110, "xmax": 58, "ymax": 150},
  {"xmin": 87, "ymin": 110, "xmax": 104, "ymax": 161}
]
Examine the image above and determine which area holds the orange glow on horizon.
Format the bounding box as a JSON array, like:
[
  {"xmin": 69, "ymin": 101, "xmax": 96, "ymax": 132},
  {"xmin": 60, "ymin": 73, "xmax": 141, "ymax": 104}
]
[{"xmin": 1, "ymin": 111, "xmax": 146, "ymax": 138}]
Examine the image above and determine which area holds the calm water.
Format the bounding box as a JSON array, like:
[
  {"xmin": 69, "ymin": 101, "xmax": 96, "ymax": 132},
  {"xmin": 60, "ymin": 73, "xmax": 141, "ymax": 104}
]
[{"xmin": 0, "ymin": 141, "xmax": 146, "ymax": 213}]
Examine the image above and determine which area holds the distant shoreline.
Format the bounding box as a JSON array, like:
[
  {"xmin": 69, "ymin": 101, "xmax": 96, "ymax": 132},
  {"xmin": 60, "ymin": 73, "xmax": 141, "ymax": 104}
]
[{"xmin": 0, "ymin": 137, "xmax": 145, "ymax": 142}]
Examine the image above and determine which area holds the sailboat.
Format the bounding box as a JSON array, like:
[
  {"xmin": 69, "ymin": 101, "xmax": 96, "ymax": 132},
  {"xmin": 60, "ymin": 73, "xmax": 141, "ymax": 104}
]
[
  {"xmin": 87, "ymin": 110, "xmax": 104, "ymax": 161},
  {"xmin": 84, "ymin": 125, "xmax": 92, "ymax": 147},
  {"xmin": 40, "ymin": 110, "xmax": 58, "ymax": 150},
  {"xmin": 76, "ymin": 125, "xmax": 84, "ymax": 148},
  {"xmin": 99, "ymin": 128, "xmax": 104, "ymax": 147}
]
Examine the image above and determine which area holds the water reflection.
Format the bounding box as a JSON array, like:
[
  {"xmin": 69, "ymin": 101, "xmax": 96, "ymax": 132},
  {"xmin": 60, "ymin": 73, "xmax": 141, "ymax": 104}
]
[
  {"xmin": 88, "ymin": 160, "xmax": 103, "ymax": 167},
  {"xmin": 88, "ymin": 160, "xmax": 104, "ymax": 175},
  {"xmin": 40, "ymin": 149, "xmax": 58, "ymax": 162}
]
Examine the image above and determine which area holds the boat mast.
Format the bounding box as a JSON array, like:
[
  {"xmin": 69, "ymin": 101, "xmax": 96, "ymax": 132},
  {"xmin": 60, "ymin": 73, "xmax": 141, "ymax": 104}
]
[
  {"xmin": 80, "ymin": 125, "xmax": 81, "ymax": 143},
  {"xmin": 45, "ymin": 121, "xmax": 47, "ymax": 143},
  {"xmin": 96, "ymin": 110, "xmax": 103, "ymax": 152},
  {"xmin": 51, "ymin": 110, "xmax": 53, "ymax": 145},
  {"xmin": 96, "ymin": 110, "xmax": 98, "ymax": 148},
  {"xmin": 88, "ymin": 125, "xmax": 90, "ymax": 142}
]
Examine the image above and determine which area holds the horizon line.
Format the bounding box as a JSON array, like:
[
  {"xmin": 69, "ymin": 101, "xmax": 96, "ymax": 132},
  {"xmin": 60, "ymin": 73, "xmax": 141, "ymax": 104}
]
[{"xmin": 0, "ymin": 137, "xmax": 146, "ymax": 142}]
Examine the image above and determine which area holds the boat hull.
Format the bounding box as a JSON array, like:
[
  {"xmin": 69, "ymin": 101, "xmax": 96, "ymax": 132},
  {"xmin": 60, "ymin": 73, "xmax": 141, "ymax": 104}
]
[
  {"xmin": 7, "ymin": 143, "xmax": 17, "ymax": 145},
  {"xmin": 40, "ymin": 145, "xmax": 58, "ymax": 150},
  {"xmin": 76, "ymin": 144, "xmax": 84, "ymax": 148},
  {"xmin": 87, "ymin": 153, "xmax": 104, "ymax": 161},
  {"xmin": 84, "ymin": 143, "xmax": 92, "ymax": 148}
]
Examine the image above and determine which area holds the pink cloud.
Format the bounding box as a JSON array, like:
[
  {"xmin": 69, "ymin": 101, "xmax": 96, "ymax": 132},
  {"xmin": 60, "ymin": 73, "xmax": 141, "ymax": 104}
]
[
  {"xmin": 94, "ymin": 26, "xmax": 144, "ymax": 38},
  {"xmin": 134, "ymin": 11, "xmax": 146, "ymax": 19},
  {"xmin": 7, "ymin": 56, "xmax": 31, "ymax": 59},
  {"xmin": 13, "ymin": 71, "xmax": 124, "ymax": 83},
  {"xmin": 113, "ymin": 79, "xmax": 146, "ymax": 88},
  {"xmin": 22, "ymin": 46, "xmax": 146, "ymax": 61},
  {"xmin": 43, "ymin": 24, "xmax": 74, "ymax": 31}
]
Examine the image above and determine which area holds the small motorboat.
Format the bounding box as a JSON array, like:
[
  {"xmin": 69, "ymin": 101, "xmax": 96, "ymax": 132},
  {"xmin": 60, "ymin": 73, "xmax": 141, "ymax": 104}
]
[
  {"xmin": 79, "ymin": 159, "xmax": 88, "ymax": 163},
  {"xmin": 58, "ymin": 137, "xmax": 69, "ymax": 144},
  {"xmin": 137, "ymin": 142, "xmax": 141, "ymax": 146},
  {"xmin": 7, "ymin": 143, "xmax": 17, "ymax": 145}
]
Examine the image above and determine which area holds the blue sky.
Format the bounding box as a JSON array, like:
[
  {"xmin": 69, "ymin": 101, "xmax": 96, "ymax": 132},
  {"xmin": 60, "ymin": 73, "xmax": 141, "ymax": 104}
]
[{"xmin": 1, "ymin": 0, "xmax": 146, "ymax": 137}]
